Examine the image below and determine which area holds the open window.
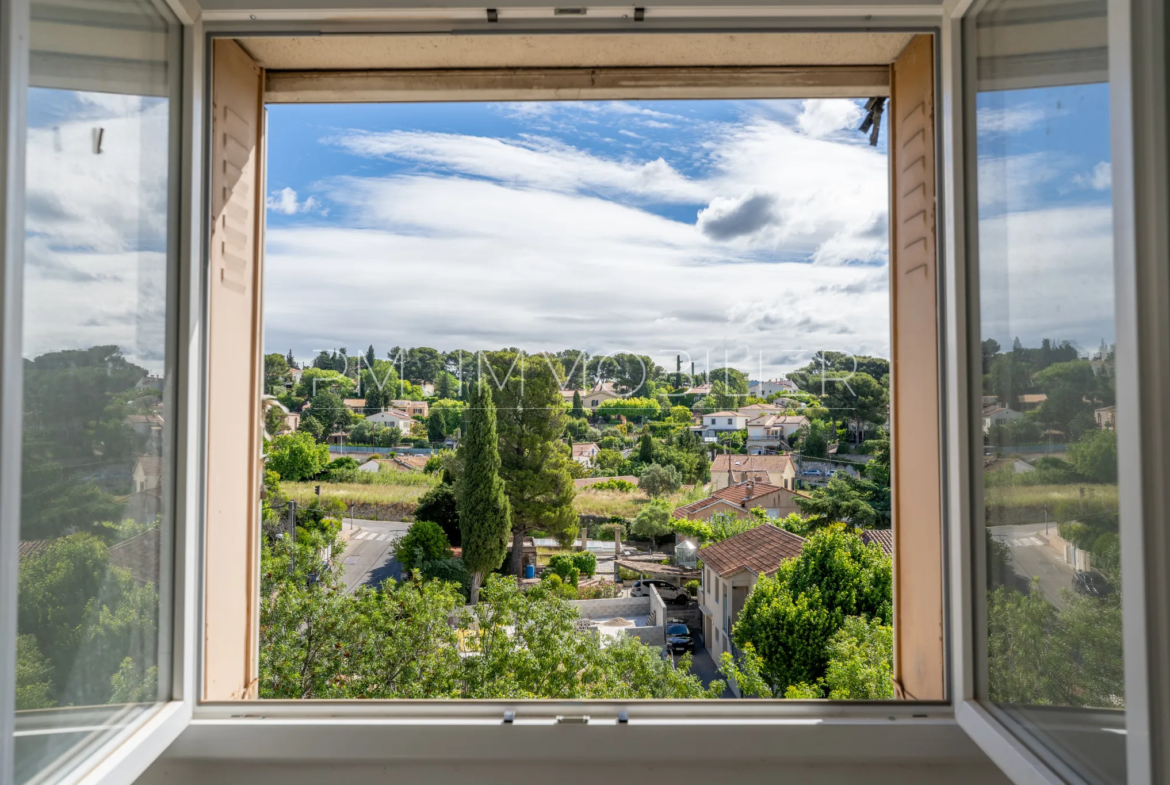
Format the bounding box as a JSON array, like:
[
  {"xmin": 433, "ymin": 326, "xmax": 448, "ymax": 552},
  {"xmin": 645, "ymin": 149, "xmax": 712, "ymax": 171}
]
[{"xmin": 199, "ymin": 29, "xmax": 947, "ymax": 706}]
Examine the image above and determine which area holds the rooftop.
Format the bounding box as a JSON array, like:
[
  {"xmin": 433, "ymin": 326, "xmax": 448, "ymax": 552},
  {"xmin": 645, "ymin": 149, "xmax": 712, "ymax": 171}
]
[{"xmin": 698, "ymin": 523, "xmax": 805, "ymax": 577}]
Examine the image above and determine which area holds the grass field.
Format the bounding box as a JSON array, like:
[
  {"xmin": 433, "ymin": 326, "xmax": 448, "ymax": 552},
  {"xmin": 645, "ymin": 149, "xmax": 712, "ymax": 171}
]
[
  {"xmin": 285, "ymin": 468, "xmax": 708, "ymax": 519},
  {"xmin": 984, "ymin": 482, "xmax": 1118, "ymax": 526}
]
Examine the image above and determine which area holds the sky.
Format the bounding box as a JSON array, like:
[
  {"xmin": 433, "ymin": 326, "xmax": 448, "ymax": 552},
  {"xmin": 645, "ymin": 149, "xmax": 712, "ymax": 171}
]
[{"xmin": 262, "ymin": 98, "xmax": 893, "ymax": 380}]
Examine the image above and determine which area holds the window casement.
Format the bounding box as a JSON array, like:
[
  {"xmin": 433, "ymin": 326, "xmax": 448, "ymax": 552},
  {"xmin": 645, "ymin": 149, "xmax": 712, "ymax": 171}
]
[{"xmin": 2, "ymin": 5, "xmax": 1170, "ymax": 785}]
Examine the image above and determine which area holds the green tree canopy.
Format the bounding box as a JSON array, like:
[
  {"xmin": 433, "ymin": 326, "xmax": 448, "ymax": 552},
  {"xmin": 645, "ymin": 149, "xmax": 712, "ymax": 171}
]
[
  {"xmin": 395, "ymin": 520, "xmax": 453, "ymax": 574},
  {"xmin": 637, "ymin": 463, "xmax": 681, "ymax": 498},
  {"xmin": 267, "ymin": 431, "xmax": 331, "ymax": 481},
  {"xmin": 631, "ymin": 498, "xmax": 674, "ymax": 547},
  {"xmin": 457, "ymin": 380, "xmax": 512, "ymax": 603}
]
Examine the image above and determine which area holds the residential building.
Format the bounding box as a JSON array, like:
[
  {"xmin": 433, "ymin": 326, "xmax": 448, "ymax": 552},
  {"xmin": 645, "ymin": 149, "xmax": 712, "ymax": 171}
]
[
  {"xmin": 1018, "ymin": 393, "xmax": 1047, "ymax": 412},
  {"xmin": 672, "ymin": 480, "xmax": 808, "ymax": 521},
  {"xmin": 695, "ymin": 410, "xmax": 748, "ymax": 439},
  {"xmin": 365, "ymin": 408, "xmax": 415, "ymax": 434},
  {"xmin": 683, "ymin": 383, "xmax": 710, "ymax": 396},
  {"xmin": 583, "ymin": 381, "xmax": 622, "ymax": 409},
  {"xmin": 1095, "ymin": 405, "xmax": 1117, "ymax": 430},
  {"xmin": 745, "ymin": 414, "xmax": 809, "ymax": 454},
  {"xmin": 132, "ymin": 455, "xmax": 163, "ymax": 493},
  {"xmin": 342, "ymin": 398, "xmax": 367, "ymax": 412},
  {"xmin": 711, "ymin": 453, "xmax": 797, "ymax": 491},
  {"xmin": 126, "ymin": 412, "xmax": 165, "ymax": 450},
  {"xmin": 748, "ymin": 378, "xmax": 798, "ymax": 397},
  {"xmin": 570, "ymin": 442, "xmax": 600, "ymax": 466},
  {"xmin": 697, "ymin": 523, "xmax": 806, "ymax": 689},
  {"xmin": 391, "ymin": 399, "xmax": 429, "ymax": 418},
  {"xmin": 981, "ymin": 406, "xmax": 1023, "ymax": 433},
  {"xmin": 279, "ymin": 411, "xmax": 300, "ymax": 434},
  {"xmin": 284, "ymin": 367, "xmax": 303, "ymax": 390},
  {"xmin": 560, "ymin": 388, "xmax": 581, "ymax": 406},
  {"xmin": 859, "ymin": 528, "xmax": 894, "ymax": 557}
]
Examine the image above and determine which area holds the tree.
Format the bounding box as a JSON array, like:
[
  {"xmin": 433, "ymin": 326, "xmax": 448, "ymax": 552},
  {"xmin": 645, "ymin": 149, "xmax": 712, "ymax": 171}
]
[
  {"xmin": 15, "ymin": 635, "xmax": 54, "ymax": 710},
  {"xmin": 637, "ymin": 463, "xmax": 681, "ymax": 498},
  {"xmin": 436, "ymin": 371, "xmax": 455, "ymax": 400},
  {"xmin": 1068, "ymin": 427, "xmax": 1118, "ymax": 484},
  {"xmin": 267, "ymin": 431, "xmax": 331, "ymax": 481},
  {"xmin": 296, "ymin": 414, "xmax": 324, "ymax": 442},
  {"xmin": 732, "ymin": 527, "xmax": 891, "ymax": 695},
  {"xmin": 426, "ymin": 411, "xmax": 446, "ymax": 443},
  {"xmin": 488, "ymin": 352, "xmax": 578, "ymax": 570},
  {"xmin": 638, "ymin": 432, "xmax": 654, "ymax": 464},
  {"xmin": 414, "ymin": 484, "xmax": 460, "ymax": 546},
  {"xmin": 264, "ymin": 353, "xmax": 290, "ymax": 395},
  {"xmin": 365, "ymin": 345, "xmax": 376, "ymax": 370},
  {"xmin": 457, "ymin": 380, "xmax": 512, "ymax": 603},
  {"xmin": 294, "ymin": 367, "xmax": 356, "ymax": 401},
  {"xmin": 795, "ymin": 474, "xmax": 889, "ymax": 529},
  {"xmin": 838, "ymin": 372, "xmax": 887, "ymax": 443},
  {"xmin": 307, "ymin": 390, "xmax": 353, "ymax": 437},
  {"xmin": 631, "ymin": 498, "xmax": 674, "ymax": 548},
  {"xmin": 395, "ymin": 520, "xmax": 453, "ymax": 574},
  {"xmin": 795, "ymin": 420, "xmax": 832, "ymax": 459},
  {"xmin": 571, "ymin": 390, "xmax": 586, "ymax": 419},
  {"xmin": 818, "ymin": 615, "xmax": 894, "ymax": 699},
  {"xmin": 981, "ymin": 338, "xmax": 1001, "ymax": 375},
  {"xmin": 286, "ymin": 350, "xmax": 297, "ymax": 369},
  {"xmin": 672, "ymin": 510, "xmax": 761, "ymax": 544}
]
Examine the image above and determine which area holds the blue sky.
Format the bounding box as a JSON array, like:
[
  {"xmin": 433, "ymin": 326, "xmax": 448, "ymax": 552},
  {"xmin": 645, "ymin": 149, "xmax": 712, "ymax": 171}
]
[
  {"xmin": 262, "ymin": 98, "xmax": 893, "ymax": 378},
  {"xmin": 975, "ymin": 83, "xmax": 1115, "ymax": 354}
]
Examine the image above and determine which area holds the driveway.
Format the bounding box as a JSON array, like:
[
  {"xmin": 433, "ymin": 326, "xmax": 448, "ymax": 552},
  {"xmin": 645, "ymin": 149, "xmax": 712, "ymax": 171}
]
[
  {"xmin": 339, "ymin": 519, "xmax": 411, "ymax": 592},
  {"xmin": 988, "ymin": 522, "xmax": 1077, "ymax": 609},
  {"xmin": 684, "ymin": 637, "xmax": 736, "ymax": 699}
]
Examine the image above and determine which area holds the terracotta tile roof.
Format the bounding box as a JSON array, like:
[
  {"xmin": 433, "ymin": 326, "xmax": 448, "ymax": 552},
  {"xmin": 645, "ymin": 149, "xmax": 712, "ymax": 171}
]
[
  {"xmin": 343, "ymin": 398, "xmax": 367, "ymax": 408},
  {"xmin": 109, "ymin": 528, "xmax": 161, "ymax": 587},
  {"xmin": 711, "ymin": 482, "xmax": 784, "ymax": 504},
  {"xmin": 705, "ymin": 411, "xmax": 742, "ymax": 418},
  {"xmin": 571, "ymin": 442, "xmax": 599, "ymax": 458},
  {"xmin": 712, "ymin": 454, "xmax": 795, "ymax": 475},
  {"xmin": 860, "ymin": 528, "xmax": 893, "ymax": 556},
  {"xmin": 684, "ymin": 384, "xmax": 711, "ymax": 395},
  {"xmin": 698, "ymin": 524, "xmax": 805, "ymax": 577},
  {"xmin": 19, "ymin": 540, "xmax": 48, "ymax": 559},
  {"xmin": 134, "ymin": 455, "xmax": 163, "ymax": 479},
  {"xmin": 1019, "ymin": 394, "xmax": 1048, "ymax": 404}
]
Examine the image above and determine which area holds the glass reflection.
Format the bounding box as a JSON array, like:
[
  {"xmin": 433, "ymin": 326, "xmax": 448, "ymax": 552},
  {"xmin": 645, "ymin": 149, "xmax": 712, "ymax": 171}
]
[
  {"xmin": 14, "ymin": 1, "xmax": 177, "ymax": 782},
  {"xmin": 972, "ymin": 0, "xmax": 1124, "ymax": 782}
]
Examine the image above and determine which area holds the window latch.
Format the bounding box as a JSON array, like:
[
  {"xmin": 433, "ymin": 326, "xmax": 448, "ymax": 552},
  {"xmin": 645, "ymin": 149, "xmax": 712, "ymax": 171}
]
[{"xmin": 556, "ymin": 714, "xmax": 590, "ymax": 724}]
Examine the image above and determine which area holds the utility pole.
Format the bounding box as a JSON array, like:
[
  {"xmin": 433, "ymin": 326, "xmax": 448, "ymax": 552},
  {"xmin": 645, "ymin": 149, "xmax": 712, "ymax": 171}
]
[{"xmin": 287, "ymin": 500, "xmax": 297, "ymax": 575}]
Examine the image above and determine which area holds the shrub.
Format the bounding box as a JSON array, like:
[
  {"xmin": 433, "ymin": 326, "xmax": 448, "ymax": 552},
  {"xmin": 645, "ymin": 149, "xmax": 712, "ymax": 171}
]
[
  {"xmin": 590, "ymin": 478, "xmax": 636, "ymax": 492},
  {"xmin": 638, "ymin": 464, "xmax": 682, "ymax": 498},
  {"xmin": 597, "ymin": 522, "xmax": 626, "ymax": 541},
  {"xmin": 546, "ymin": 554, "xmax": 585, "ymax": 584},
  {"xmin": 396, "ymin": 520, "xmax": 452, "ymax": 573},
  {"xmin": 618, "ymin": 566, "xmax": 643, "ymax": 581},
  {"xmin": 413, "ymin": 483, "xmax": 460, "ymax": 546},
  {"xmin": 576, "ymin": 582, "xmax": 623, "ymax": 600},
  {"xmin": 320, "ymin": 456, "xmax": 360, "ymax": 483},
  {"xmin": 539, "ymin": 573, "xmax": 579, "ymax": 600},
  {"xmin": 419, "ymin": 557, "xmax": 471, "ymax": 600},
  {"xmin": 572, "ymin": 551, "xmax": 597, "ymax": 577},
  {"xmin": 685, "ymin": 580, "xmax": 700, "ymax": 597}
]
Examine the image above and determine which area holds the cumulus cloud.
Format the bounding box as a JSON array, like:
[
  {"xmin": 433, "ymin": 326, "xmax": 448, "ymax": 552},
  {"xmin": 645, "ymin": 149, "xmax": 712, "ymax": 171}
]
[
  {"xmin": 1072, "ymin": 161, "xmax": 1112, "ymax": 191},
  {"xmin": 796, "ymin": 99, "xmax": 865, "ymax": 139},
  {"xmin": 267, "ymin": 187, "xmax": 324, "ymax": 215},
  {"xmin": 977, "ymin": 105, "xmax": 1046, "ymax": 135},
  {"xmin": 697, "ymin": 193, "xmax": 777, "ymax": 240}
]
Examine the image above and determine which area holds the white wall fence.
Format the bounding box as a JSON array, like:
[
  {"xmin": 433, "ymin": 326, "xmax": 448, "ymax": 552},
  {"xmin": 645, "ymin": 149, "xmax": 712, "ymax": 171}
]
[{"xmin": 569, "ymin": 595, "xmax": 650, "ymax": 619}]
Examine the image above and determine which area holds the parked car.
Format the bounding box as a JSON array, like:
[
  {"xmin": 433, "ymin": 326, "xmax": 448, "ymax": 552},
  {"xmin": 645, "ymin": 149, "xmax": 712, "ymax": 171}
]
[
  {"xmin": 1073, "ymin": 570, "xmax": 1112, "ymax": 597},
  {"xmin": 802, "ymin": 468, "xmax": 823, "ymax": 476},
  {"xmin": 666, "ymin": 623, "xmax": 696, "ymax": 654},
  {"xmin": 631, "ymin": 579, "xmax": 689, "ymax": 604}
]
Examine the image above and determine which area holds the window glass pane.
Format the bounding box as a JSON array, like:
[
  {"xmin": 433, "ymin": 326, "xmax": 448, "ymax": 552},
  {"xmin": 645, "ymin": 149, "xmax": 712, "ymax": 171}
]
[
  {"xmin": 970, "ymin": 1, "xmax": 1123, "ymax": 782},
  {"xmin": 13, "ymin": 1, "xmax": 178, "ymax": 782}
]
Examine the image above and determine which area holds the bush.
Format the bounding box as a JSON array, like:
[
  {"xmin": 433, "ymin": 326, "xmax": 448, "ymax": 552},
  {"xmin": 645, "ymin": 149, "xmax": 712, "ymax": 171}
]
[
  {"xmin": 685, "ymin": 580, "xmax": 700, "ymax": 597},
  {"xmin": 396, "ymin": 520, "xmax": 452, "ymax": 573},
  {"xmin": 320, "ymin": 456, "xmax": 360, "ymax": 483},
  {"xmin": 572, "ymin": 551, "xmax": 597, "ymax": 577},
  {"xmin": 618, "ymin": 566, "xmax": 643, "ymax": 581},
  {"xmin": 539, "ymin": 573, "xmax": 579, "ymax": 599},
  {"xmin": 419, "ymin": 556, "xmax": 471, "ymax": 600},
  {"xmin": 638, "ymin": 464, "xmax": 682, "ymax": 498},
  {"xmin": 597, "ymin": 522, "xmax": 626, "ymax": 541},
  {"xmin": 411, "ymin": 438, "xmax": 431, "ymax": 448},
  {"xmin": 590, "ymin": 478, "xmax": 637, "ymax": 492},
  {"xmin": 546, "ymin": 554, "xmax": 581, "ymax": 584},
  {"xmin": 576, "ymin": 582, "xmax": 623, "ymax": 600},
  {"xmin": 413, "ymin": 483, "xmax": 460, "ymax": 546}
]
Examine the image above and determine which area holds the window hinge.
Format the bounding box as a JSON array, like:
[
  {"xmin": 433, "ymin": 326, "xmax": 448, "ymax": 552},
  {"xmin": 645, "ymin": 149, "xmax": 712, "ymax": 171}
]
[
  {"xmin": 618, "ymin": 710, "xmax": 629, "ymax": 724},
  {"xmin": 556, "ymin": 714, "xmax": 590, "ymax": 724},
  {"xmin": 503, "ymin": 710, "xmax": 515, "ymax": 724}
]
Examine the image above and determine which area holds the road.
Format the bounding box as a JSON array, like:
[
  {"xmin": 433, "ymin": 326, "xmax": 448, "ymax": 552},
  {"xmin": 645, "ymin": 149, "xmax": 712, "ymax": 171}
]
[
  {"xmin": 988, "ymin": 522, "xmax": 1076, "ymax": 609},
  {"xmin": 339, "ymin": 519, "xmax": 410, "ymax": 592}
]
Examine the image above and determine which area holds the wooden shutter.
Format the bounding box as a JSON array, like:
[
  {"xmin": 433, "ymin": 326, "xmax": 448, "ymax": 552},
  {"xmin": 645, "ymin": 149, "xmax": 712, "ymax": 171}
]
[
  {"xmin": 889, "ymin": 34, "xmax": 944, "ymax": 701},
  {"xmin": 205, "ymin": 39, "xmax": 265, "ymax": 701}
]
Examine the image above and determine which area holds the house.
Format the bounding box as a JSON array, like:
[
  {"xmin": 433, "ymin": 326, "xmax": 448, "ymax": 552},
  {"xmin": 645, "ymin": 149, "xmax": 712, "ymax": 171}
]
[
  {"xmin": 135, "ymin": 374, "xmax": 164, "ymax": 392},
  {"xmin": 1018, "ymin": 393, "xmax": 1047, "ymax": 412},
  {"xmin": 357, "ymin": 458, "xmax": 383, "ymax": 473},
  {"xmin": 342, "ymin": 398, "xmax": 367, "ymax": 413},
  {"xmin": 583, "ymin": 382, "xmax": 622, "ymax": 409},
  {"xmin": 108, "ymin": 528, "xmax": 161, "ymax": 587},
  {"xmin": 748, "ymin": 378, "xmax": 798, "ymax": 397},
  {"xmin": 695, "ymin": 410, "xmax": 748, "ymax": 439},
  {"xmin": 683, "ymin": 383, "xmax": 711, "ymax": 396},
  {"xmin": 711, "ymin": 453, "xmax": 797, "ymax": 491},
  {"xmin": 672, "ymin": 480, "xmax": 809, "ymax": 521},
  {"xmin": 284, "ymin": 367, "xmax": 303, "ymax": 390},
  {"xmin": 570, "ymin": 442, "xmax": 599, "ymax": 466},
  {"xmin": 1095, "ymin": 405, "xmax": 1117, "ymax": 430},
  {"xmin": 745, "ymin": 414, "xmax": 809, "ymax": 454},
  {"xmin": 697, "ymin": 524, "xmax": 806, "ymax": 687},
  {"xmin": 392, "ymin": 399, "xmax": 429, "ymax": 418},
  {"xmin": 859, "ymin": 528, "xmax": 894, "ymax": 556},
  {"xmin": 366, "ymin": 408, "xmax": 415, "ymax": 433},
  {"xmin": 982, "ymin": 405, "xmax": 1023, "ymax": 433},
  {"xmin": 132, "ymin": 455, "xmax": 164, "ymax": 493},
  {"xmin": 126, "ymin": 413, "xmax": 165, "ymax": 450},
  {"xmin": 737, "ymin": 403, "xmax": 787, "ymax": 417},
  {"xmin": 560, "ymin": 389, "xmax": 582, "ymax": 406},
  {"xmin": 278, "ymin": 411, "xmax": 300, "ymax": 435}
]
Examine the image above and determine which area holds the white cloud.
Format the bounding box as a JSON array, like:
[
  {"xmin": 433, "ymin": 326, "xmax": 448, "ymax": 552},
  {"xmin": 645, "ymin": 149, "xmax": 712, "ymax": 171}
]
[
  {"xmin": 796, "ymin": 99, "xmax": 864, "ymax": 139},
  {"xmin": 1072, "ymin": 161, "xmax": 1112, "ymax": 191},
  {"xmin": 977, "ymin": 105, "xmax": 1046, "ymax": 135},
  {"xmin": 267, "ymin": 187, "xmax": 323, "ymax": 215}
]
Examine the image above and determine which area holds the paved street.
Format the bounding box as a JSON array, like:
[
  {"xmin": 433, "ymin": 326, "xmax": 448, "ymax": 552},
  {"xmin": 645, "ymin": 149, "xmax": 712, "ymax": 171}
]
[
  {"xmin": 989, "ymin": 522, "xmax": 1076, "ymax": 609},
  {"xmin": 339, "ymin": 519, "xmax": 410, "ymax": 592},
  {"xmin": 687, "ymin": 637, "xmax": 735, "ymax": 698}
]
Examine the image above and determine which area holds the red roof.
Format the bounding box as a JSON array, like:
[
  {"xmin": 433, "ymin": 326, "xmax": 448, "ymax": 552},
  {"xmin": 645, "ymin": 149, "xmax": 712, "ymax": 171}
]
[
  {"xmin": 698, "ymin": 524, "xmax": 805, "ymax": 576},
  {"xmin": 712, "ymin": 454, "xmax": 795, "ymax": 475},
  {"xmin": 860, "ymin": 528, "xmax": 893, "ymax": 556}
]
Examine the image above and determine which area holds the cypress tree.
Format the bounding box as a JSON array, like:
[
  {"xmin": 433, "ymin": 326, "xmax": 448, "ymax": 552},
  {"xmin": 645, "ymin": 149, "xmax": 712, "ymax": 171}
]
[
  {"xmin": 457, "ymin": 379, "xmax": 512, "ymax": 603},
  {"xmin": 639, "ymin": 431, "xmax": 654, "ymax": 464},
  {"xmin": 571, "ymin": 390, "xmax": 586, "ymax": 419}
]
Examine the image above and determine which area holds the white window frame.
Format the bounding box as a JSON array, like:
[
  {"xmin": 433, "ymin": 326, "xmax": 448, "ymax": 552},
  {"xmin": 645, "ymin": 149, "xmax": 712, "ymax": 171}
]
[{"xmin": 0, "ymin": 1, "xmax": 1167, "ymax": 784}]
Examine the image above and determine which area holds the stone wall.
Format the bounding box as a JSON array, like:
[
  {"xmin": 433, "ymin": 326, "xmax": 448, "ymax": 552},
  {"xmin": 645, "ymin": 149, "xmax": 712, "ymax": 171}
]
[{"xmin": 569, "ymin": 595, "xmax": 651, "ymax": 619}]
